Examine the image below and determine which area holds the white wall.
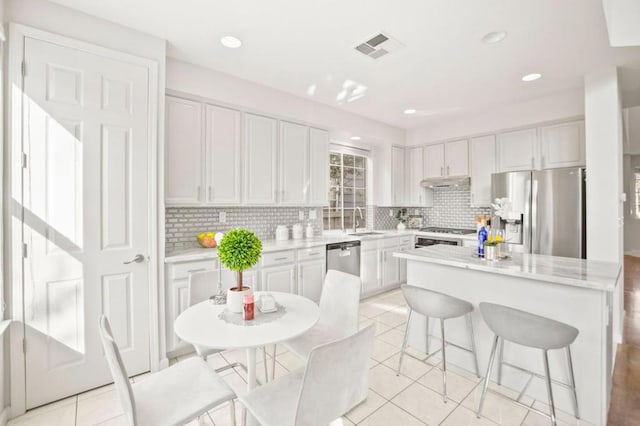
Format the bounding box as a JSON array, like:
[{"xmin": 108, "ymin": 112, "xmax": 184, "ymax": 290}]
[
  {"xmin": 166, "ymin": 58, "xmax": 405, "ymax": 147},
  {"xmin": 623, "ymin": 154, "xmax": 640, "ymax": 255},
  {"xmin": 406, "ymin": 88, "xmax": 584, "ymax": 145},
  {"xmin": 584, "ymin": 67, "xmax": 624, "ymax": 345},
  {"xmin": 0, "ymin": 0, "xmax": 7, "ymax": 422}
]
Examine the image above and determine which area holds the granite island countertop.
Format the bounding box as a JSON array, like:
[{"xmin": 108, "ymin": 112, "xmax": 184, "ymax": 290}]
[{"xmin": 393, "ymin": 245, "xmax": 621, "ymax": 292}]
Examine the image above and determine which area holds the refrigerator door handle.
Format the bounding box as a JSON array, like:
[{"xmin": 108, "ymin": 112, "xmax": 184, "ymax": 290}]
[
  {"xmin": 531, "ymin": 178, "xmax": 539, "ymax": 254},
  {"xmin": 523, "ymin": 178, "xmax": 532, "ymax": 254}
]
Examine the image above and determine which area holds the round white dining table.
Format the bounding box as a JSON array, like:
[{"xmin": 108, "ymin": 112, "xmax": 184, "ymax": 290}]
[{"xmin": 174, "ymin": 291, "xmax": 319, "ymax": 424}]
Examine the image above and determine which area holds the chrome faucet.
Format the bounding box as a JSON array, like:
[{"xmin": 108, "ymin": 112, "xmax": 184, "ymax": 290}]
[{"xmin": 352, "ymin": 206, "xmax": 364, "ymax": 232}]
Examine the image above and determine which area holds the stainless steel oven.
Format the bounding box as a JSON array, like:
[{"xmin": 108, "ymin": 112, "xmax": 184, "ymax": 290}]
[{"xmin": 415, "ymin": 236, "xmax": 462, "ymax": 248}]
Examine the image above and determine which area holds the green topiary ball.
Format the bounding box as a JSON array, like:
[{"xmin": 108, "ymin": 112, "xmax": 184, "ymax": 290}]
[{"xmin": 217, "ymin": 228, "xmax": 262, "ymax": 272}]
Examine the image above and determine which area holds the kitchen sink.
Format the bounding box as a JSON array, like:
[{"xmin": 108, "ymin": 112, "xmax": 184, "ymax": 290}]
[{"xmin": 348, "ymin": 232, "xmax": 385, "ymax": 236}]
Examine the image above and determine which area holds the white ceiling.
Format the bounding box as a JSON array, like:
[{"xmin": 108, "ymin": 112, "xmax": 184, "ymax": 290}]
[{"xmin": 49, "ymin": 0, "xmax": 640, "ymax": 129}]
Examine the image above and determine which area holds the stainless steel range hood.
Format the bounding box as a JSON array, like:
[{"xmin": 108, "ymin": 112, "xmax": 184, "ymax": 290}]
[{"xmin": 420, "ymin": 176, "xmax": 470, "ymax": 188}]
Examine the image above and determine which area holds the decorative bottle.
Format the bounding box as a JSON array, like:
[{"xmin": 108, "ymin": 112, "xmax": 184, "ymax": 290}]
[
  {"xmin": 478, "ymin": 225, "xmax": 488, "ymax": 258},
  {"xmin": 243, "ymin": 294, "xmax": 255, "ymax": 320}
]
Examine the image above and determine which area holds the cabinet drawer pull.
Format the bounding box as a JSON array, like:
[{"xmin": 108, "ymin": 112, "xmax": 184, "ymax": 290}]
[
  {"xmin": 307, "ymin": 252, "xmax": 320, "ymax": 256},
  {"xmin": 188, "ymin": 268, "xmax": 206, "ymax": 274},
  {"xmin": 275, "ymin": 257, "xmax": 288, "ymax": 261}
]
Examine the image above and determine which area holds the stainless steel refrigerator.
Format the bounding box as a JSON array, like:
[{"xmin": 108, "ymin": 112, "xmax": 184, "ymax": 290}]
[{"xmin": 491, "ymin": 167, "xmax": 586, "ymax": 259}]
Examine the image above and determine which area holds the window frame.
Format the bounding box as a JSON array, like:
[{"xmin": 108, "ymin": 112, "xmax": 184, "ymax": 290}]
[{"xmin": 324, "ymin": 147, "xmax": 369, "ymax": 231}]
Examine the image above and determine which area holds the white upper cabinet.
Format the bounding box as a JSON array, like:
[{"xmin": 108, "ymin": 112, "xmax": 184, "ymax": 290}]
[
  {"xmin": 424, "ymin": 140, "xmax": 468, "ymax": 178},
  {"xmin": 165, "ymin": 96, "xmax": 203, "ymax": 204},
  {"xmin": 309, "ymin": 128, "xmax": 329, "ymax": 205},
  {"xmin": 470, "ymin": 135, "xmax": 496, "ymax": 206},
  {"xmin": 497, "ymin": 128, "xmax": 538, "ymax": 172},
  {"xmin": 204, "ymin": 105, "xmax": 241, "ymax": 204},
  {"xmin": 244, "ymin": 113, "xmax": 278, "ymax": 204},
  {"xmin": 391, "ymin": 146, "xmax": 405, "ymax": 206},
  {"xmin": 445, "ymin": 139, "xmax": 469, "ymax": 176},
  {"xmin": 405, "ymin": 146, "xmax": 433, "ymax": 206},
  {"xmin": 279, "ymin": 121, "xmax": 309, "ymax": 204},
  {"xmin": 539, "ymin": 121, "xmax": 585, "ymax": 169},
  {"xmin": 406, "ymin": 146, "xmax": 423, "ymax": 205},
  {"xmin": 424, "ymin": 143, "xmax": 445, "ymax": 178}
]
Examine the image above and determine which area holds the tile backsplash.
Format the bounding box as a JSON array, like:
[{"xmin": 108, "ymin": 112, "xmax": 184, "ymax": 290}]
[
  {"xmin": 374, "ymin": 184, "xmax": 491, "ymax": 230},
  {"xmin": 165, "ymin": 207, "xmax": 323, "ymax": 252},
  {"xmin": 165, "ymin": 186, "xmax": 491, "ymax": 252}
]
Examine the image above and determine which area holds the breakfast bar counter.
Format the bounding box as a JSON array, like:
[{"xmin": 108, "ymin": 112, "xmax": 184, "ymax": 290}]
[{"xmin": 393, "ymin": 245, "xmax": 621, "ymax": 425}]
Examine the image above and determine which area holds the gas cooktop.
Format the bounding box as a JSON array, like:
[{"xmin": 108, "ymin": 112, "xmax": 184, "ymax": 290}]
[{"xmin": 418, "ymin": 227, "xmax": 476, "ymax": 235}]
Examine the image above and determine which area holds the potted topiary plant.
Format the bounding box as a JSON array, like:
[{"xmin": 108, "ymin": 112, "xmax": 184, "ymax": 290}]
[{"xmin": 217, "ymin": 228, "xmax": 263, "ymax": 312}]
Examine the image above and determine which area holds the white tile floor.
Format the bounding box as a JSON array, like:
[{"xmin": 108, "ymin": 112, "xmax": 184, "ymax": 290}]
[{"xmin": 8, "ymin": 288, "xmax": 589, "ymax": 426}]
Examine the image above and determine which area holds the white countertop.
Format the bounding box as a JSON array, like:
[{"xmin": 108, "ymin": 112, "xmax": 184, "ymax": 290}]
[
  {"xmin": 393, "ymin": 245, "xmax": 621, "ymax": 292},
  {"xmin": 165, "ymin": 230, "xmax": 416, "ymax": 263}
]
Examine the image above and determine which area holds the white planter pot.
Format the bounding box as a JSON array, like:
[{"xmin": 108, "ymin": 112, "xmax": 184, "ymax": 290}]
[{"xmin": 227, "ymin": 286, "xmax": 253, "ymax": 313}]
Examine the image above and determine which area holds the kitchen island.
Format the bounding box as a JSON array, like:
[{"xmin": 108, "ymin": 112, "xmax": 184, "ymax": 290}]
[{"xmin": 393, "ymin": 245, "xmax": 621, "ymax": 425}]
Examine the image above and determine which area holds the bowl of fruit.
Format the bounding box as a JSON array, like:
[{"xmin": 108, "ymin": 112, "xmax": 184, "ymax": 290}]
[{"xmin": 197, "ymin": 232, "xmax": 217, "ymax": 248}]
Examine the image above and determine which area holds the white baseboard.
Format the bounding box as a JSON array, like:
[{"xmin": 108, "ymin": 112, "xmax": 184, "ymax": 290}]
[
  {"xmin": 624, "ymin": 250, "xmax": 640, "ymax": 257},
  {"xmin": 0, "ymin": 406, "xmax": 10, "ymax": 426}
]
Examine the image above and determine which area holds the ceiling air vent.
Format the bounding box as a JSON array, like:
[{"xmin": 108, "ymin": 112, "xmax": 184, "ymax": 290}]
[{"xmin": 354, "ymin": 32, "xmax": 404, "ymax": 59}]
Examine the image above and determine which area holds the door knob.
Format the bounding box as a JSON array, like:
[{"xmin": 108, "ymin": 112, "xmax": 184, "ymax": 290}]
[{"xmin": 123, "ymin": 254, "xmax": 145, "ymax": 264}]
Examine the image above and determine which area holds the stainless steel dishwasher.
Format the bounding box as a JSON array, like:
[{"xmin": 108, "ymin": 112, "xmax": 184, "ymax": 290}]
[{"xmin": 326, "ymin": 241, "xmax": 361, "ymax": 276}]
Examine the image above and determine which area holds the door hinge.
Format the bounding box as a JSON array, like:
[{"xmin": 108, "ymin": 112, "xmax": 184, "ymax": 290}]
[
  {"xmin": 22, "ymin": 243, "xmax": 28, "ymax": 258},
  {"xmin": 22, "ymin": 338, "xmax": 27, "ymax": 353},
  {"xmin": 21, "ymin": 60, "xmax": 26, "ymax": 77},
  {"xmin": 22, "ymin": 152, "xmax": 27, "ymax": 168}
]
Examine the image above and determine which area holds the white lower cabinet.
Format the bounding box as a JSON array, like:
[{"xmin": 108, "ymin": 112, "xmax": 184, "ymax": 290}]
[
  {"xmin": 361, "ymin": 244, "xmax": 381, "ymax": 295},
  {"xmin": 165, "ymin": 259, "xmax": 218, "ymax": 354},
  {"xmin": 261, "ymin": 264, "xmax": 296, "ymax": 293},
  {"xmin": 381, "ymin": 247, "xmax": 401, "ymax": 288},
  {"xmin": 397, "ymin": 236, "xmax": 413, "ymax": 284},
  {"xmin": 298, "ymin": 259, "xmax": 325, "ymax": 303}
]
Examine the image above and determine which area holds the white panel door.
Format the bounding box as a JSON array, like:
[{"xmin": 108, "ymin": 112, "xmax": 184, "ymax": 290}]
[
  {"xmin": 309, "ymin": 128, "xmax": 329, "ymax": 205},
  {"xmin": 445, "ymin": 139, "xmax": 469, "ymax": 176},
  {"xmin": 22, "ymin": 37, "xmax": 151, "ymax": 407},
  {"xmin": 165, "ymin": 96, "xmax": 203, "ymax": 204},
  {"xmin": 298, "ymin": 260, "xmax": 325, "ymax": 303},
  {"xmin": 244, "ymin": 113, "xmax": 278, "ymax": 204},
  {"xmin": 470, "ymin": 135, "xmax": 496, "ymax": 206},
  {"xmin": 424, "ymin": 143, "xmax": 445, "ymax": 178},
  {"xmin": 261, "ymin": 265, "xmax": 296, "ymax": 293},
  {"xmin": 540, "ymin": 121, "xmax": 585, "ymax": 169},
  {"xmin": 279, "ymin": 121, "xmax": 308, "ymax": 204},
  {"xmin": 205, "ymin": 104, "xmax": 241, "ymax": 204},
  {"xmin": 498, "ymin": 128, "xmax": 538, "ymax": 172}
]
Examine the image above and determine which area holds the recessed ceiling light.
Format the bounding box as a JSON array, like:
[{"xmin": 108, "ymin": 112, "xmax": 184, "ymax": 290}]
[
  {"xmin": 350, "ymin": 136, "xmax": 361, "ymax": 141},
  {"xmin": 481, "ymin": 31, "xmax": 507, "ymax": 44},
  {"xmin": 522, "ymin": 73, "xmax": 542, "ymax": 82},
  {"xmin": 220, "ymin": 35, "xmax": 242, "ymax": 49},
  {"xmin": 403, "ymin": 108, "xmax": 417, "ymax": 115}
]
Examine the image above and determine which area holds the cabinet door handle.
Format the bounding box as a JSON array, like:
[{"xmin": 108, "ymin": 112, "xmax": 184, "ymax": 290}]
[
  {"xmin": 440, "ymin": 166, "xmax": 444, "ymax": 176},
  {"xmin": 447, "ymin": 165, "xmax": 450, "ymax": 176},
  {"xmin": 208, "ymin": 186, "xmax": 212, "ymax": 200},
  {"xmin": 197, "ymin": 186, "xmax": 201, "ymax": 201},
  {"xmin": 531, "ymin": 157, "xmax": 535, "ymax": 169},
  {"xmin": 274, "ymin": 190, "xmax": 278, "ymax": 201}
]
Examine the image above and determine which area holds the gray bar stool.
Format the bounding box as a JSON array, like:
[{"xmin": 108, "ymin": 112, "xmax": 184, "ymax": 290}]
[
  {"xmin": 476, "ymin": 302, "xmax": 580, "ymax": 425},
  {"xmin": 397, "ymin": 285, "xmax": 480, "ymax": 403}
]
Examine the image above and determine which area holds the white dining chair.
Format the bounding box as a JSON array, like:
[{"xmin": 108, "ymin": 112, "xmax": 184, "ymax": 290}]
[
  {"xmin": 271, "ymin": 269, "xmax": 361, "ymax": 378},
  {"xmin": 188, "ymin": 270, "xmax": 269, "ymax": 381},
  {"xmin": 99, "ymin": 315, "xmax": 237, "ymax": 426},
  {"xmin": 240, "ymin": 324, "xmax": 375, "ymax": 426}
]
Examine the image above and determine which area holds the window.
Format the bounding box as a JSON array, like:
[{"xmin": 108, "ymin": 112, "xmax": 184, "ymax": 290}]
[{"xmin": 323, "ymin": 151, "xmax": 367, "ymax": 230}]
